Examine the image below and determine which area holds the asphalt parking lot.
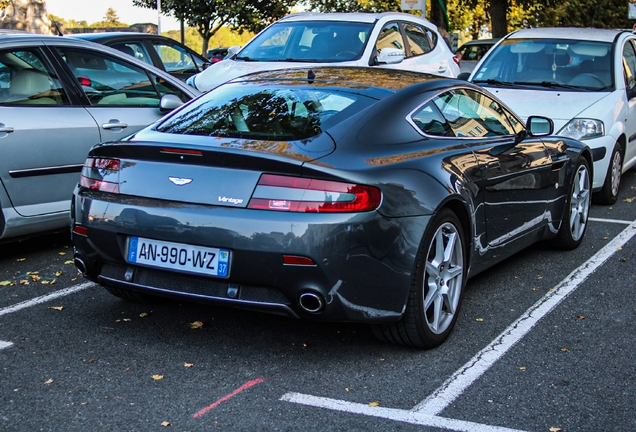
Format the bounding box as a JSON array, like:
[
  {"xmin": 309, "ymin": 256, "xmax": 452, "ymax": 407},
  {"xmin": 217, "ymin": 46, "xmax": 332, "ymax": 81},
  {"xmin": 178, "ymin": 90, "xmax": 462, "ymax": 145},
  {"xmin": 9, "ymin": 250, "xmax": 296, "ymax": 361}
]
[{"xmin": 1, "ymin": 172, "xmax": 636, "ymax": 431}]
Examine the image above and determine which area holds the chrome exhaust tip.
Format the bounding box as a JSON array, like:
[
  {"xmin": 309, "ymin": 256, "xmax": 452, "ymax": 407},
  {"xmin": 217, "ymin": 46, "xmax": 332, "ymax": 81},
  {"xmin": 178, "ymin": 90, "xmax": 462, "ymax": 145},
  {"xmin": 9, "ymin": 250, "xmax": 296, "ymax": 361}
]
[
  {"xmin": 298, "ymin": 291, "xmax": 325, "ymax": 313},
  {"xmin": 73, "ymin": 256, "xmax": 87, "ymax": 275}
]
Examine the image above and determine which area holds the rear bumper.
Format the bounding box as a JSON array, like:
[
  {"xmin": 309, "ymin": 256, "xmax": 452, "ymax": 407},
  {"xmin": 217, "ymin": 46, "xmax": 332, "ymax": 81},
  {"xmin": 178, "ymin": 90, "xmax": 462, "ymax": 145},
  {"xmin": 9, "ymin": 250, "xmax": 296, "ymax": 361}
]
[{"xmin": 71, "ymin": 189, "xmax": 429, "ymax": 323}]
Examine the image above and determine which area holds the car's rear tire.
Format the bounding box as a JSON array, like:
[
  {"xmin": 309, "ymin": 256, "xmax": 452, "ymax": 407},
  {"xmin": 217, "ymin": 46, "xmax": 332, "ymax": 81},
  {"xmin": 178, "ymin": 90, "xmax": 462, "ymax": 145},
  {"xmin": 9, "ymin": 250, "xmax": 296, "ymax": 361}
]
[
  {"xmin": 595, "ymin": 142, "xmax": 622, "ymax": 205},
  {"xmin": 372, "ymin": 208, "xmax": 466, "ymax": 349},
  {"xmin": 555, "ymin": 157, "xmax": 591, "ymax": 250}
]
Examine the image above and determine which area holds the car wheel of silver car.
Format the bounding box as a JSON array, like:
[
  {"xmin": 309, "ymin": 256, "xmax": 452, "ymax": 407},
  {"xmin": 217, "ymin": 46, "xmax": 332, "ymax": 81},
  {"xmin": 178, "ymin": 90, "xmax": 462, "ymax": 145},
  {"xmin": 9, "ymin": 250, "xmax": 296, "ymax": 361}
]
[
  {"xmin": 556, "ymin": 157, "xmax": 591, "ymax": 250},
  {"xmin": 596, "ymin": 142, "xmax": 622, "ymax": 205},
  {"xmin": 372, "ymin": 208, "xmax": 466, "ymax": 349}
]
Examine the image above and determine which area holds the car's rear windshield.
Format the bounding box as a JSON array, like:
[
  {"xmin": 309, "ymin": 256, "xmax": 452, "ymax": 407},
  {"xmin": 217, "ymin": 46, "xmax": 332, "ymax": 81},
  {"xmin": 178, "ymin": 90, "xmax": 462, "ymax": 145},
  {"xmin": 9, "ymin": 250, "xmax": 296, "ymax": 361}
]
[
  {"xmin": 235, "ymin": 21, "xmax": 373, "ymax": 63},
  {"xmin": 473, "ymin": 38, "xmax": 614, "ymax": 91},
  {"xmin": 156, "ymin": 82, "xmax": 375, "ymax": 140}
]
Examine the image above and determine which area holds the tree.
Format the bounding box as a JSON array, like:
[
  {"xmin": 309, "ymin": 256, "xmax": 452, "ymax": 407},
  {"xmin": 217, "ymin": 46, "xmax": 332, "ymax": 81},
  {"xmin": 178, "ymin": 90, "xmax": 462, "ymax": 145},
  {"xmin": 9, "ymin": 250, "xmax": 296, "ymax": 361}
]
[
  {"xmin": 103, "ymin": 7, "xmax": 120, "ymax": 25},
  {"xmin": 133, "ymin": 0, "xmax": 298, "ymax": 55}
]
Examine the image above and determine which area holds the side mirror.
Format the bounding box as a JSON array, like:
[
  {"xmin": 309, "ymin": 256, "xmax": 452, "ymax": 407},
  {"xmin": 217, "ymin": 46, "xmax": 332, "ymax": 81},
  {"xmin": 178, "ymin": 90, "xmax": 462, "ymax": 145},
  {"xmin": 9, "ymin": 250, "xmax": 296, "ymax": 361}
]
[
  {"xmin": 376, "ymin": 48, "xmax": 405, "ymax": 65},
  {"xmin": 159, "ymin": 94, "xmax": 184, "ymax": 112},
  {"xmin": 526, "ymin": 116, "xmax": 554, "ymax": 137},
  {"xmin": 457, "ymin": 72, "xmax": 470, "ymax": 81},
  {"xmin": 227, "ymin": 45, "xmax": 241, "ymax": 59}
]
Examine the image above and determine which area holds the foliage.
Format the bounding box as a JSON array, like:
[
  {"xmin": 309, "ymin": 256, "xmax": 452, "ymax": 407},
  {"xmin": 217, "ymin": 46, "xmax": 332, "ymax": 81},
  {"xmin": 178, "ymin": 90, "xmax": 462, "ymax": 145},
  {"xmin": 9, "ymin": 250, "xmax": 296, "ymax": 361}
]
[
  {"xmin": 133, "ymin": 0, "xmax": 297, "ymax": 55},
  {"xmin": 162, "ymin": 26, "xmax": 254, "ymax": 55}
]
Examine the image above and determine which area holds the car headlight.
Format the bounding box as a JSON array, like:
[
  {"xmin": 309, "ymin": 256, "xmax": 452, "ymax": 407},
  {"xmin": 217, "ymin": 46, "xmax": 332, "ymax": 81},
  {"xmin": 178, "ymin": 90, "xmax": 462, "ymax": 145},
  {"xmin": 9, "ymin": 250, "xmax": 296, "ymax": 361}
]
[{"xmin": 557, "ymin": 119, "xmax": 604, "ymax": 140}]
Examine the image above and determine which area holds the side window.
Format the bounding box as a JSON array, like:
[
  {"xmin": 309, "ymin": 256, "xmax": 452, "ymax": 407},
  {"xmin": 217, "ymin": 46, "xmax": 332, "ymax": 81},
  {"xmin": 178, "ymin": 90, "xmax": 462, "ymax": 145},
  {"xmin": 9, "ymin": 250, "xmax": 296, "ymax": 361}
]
[
  {"xmin": 433, "ymin": 89, "xmax": 517, "ymax": 137},
  {"xmin": 402, "ymin": 23, "xmax": 433, "ymax": 57},
  {"xmin": 376, "ymin": 22, "xmax": 405, "ymax": 54},
  {"xmin": 410, "ymin": 102, "xmax": 453, "ymax": 137},
  {"xmin": 0, "ymin": 49, "xmax": 69, "ymax": 106},
  {"xmin": 152, "ymin": 42, "xmax": 199, "ymax": 74},
  {"xmin": 111, "ymin": 42, "xmax": 152, "ymax": 66},
  {"xmin": 622, "ymin": 40, "xmax": 636, "ymax": 91},
  {"xmin": 56, "ymin": 47, "xmax": 162, "ymax": 107}
]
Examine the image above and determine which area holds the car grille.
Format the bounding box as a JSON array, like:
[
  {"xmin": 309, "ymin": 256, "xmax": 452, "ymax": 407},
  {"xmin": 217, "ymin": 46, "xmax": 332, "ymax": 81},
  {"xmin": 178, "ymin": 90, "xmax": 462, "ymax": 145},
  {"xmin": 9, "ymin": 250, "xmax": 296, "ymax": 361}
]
[{"xmin": 100, "ymin": 263, "xmax": 290, "ymax": 305}]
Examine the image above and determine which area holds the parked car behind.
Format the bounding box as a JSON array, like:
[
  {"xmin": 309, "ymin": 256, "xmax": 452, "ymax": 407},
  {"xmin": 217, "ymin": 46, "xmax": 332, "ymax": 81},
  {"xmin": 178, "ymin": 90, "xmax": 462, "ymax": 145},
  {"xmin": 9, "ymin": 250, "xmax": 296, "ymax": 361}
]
[
  {"xmin": 187, "ymin": 12, "xmax": 460, "ymax": 92},
  {"xmin": 455, "ymin": 38, "xmax": 498, "ymax": 73},
  {"xmin": 467, "ymin": 27, "xmax": 636, "ymax": 204},
  {"xmin": 207, "ymin": 47, "xmax": 228, "ymax": 63},
  {"xmin": 0, "ymin": 33, "xmax": 200, "ymax": 242},
  {"xmin": 72, "ymin": 66, "xmax": 592, "ymax": 349},
  {"xmin": 70, "ymin": 32, "xmax": 210, "ymax": 81}
]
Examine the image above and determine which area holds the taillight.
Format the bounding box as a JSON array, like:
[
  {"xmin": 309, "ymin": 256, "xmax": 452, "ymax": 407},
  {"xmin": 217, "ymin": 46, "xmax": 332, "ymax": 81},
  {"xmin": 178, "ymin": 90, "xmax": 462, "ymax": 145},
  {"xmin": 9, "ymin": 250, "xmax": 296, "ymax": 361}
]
[
  {"xmin": 453, "ymin": 55, "xmax": 461, "ymax": 67},
  {"xmin": 79, "ymin": 158, "xmax": 120, "ymax": 193},
  {"xmin": 247, "ymin": 174, "xmax": 381, "ymax": 213}
]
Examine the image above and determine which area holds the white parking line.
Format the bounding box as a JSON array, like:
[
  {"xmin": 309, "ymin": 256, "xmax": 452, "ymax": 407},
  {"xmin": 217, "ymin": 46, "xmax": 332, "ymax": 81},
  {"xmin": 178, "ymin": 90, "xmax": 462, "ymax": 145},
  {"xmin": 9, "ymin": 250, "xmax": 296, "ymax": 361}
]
[
  {"xmin": 0, "ymin": 340, "xmax": 13, "ymax": 350},
  {"xmin": 282, "ymin": 219, "xmax": 636, "ymax": 430},
  {"xmin": 0, "ymin": 281, "xmax": 95, "ymax": 317},
  {"xmin": 588, "ymin": 217, "xmax": 633, "ymax": 224}
]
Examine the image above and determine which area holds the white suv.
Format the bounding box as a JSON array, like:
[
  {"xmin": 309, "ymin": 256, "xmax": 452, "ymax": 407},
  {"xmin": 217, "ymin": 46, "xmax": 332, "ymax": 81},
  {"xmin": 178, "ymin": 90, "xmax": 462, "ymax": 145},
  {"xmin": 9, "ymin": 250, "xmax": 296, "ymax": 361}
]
[
  {"xmin": 468, "ymin": 27, "xmax": 636, "ymax": 204},
  {"xmin": 187, "ymin": 12, "xmax": 460, "ymax": 92}
]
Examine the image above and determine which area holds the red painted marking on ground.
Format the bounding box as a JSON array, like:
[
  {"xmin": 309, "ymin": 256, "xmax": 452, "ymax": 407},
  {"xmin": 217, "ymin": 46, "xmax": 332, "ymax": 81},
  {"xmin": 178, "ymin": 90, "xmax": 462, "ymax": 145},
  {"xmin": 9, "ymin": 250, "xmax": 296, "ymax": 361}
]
[{"xmin": 193, "ymin": 377, "xmax": 265, "ymax": 418}]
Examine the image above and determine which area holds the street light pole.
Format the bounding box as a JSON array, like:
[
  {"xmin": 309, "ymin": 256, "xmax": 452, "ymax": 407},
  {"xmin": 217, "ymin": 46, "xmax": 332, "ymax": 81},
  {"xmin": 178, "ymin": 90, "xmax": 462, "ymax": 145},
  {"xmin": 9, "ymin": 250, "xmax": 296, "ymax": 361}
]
[{"xmin": 157, "ymin": 0, "xmax": 161, "ymax": 34}]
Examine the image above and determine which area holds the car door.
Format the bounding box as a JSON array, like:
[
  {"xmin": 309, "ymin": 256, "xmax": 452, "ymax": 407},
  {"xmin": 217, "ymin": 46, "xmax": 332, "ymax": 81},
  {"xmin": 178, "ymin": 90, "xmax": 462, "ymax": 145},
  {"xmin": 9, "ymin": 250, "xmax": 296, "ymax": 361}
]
[
  {"xmin": 433, "ymin": 88, "xmax": 553, "ymax": 261},
  {"xmin": 621, "ymin": 37, "xmax": 636, "ymax": 165},
  {"xmin": 146, "ymin": 38, "xmax": 207, "ymax": 81},
  {"xmin": 52, "ymin": 46, "xmax": 191, "ymax": 143},
  {"xmin": 0, "ymin": 46, "xmax": 101, "ymax": 217}
]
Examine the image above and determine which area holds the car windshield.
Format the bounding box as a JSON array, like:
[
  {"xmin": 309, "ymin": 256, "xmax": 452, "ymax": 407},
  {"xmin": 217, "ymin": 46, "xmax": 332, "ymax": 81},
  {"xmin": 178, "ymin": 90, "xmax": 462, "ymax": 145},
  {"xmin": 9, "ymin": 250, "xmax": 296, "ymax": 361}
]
[
  {"xmin": 157, "ymin": 81, "xmax": 374, "ymax": 140},
  {"xmin": 472, "ymin": 38, "xmax": 614, "ymax": 91},
  {"xmin": 235, "ymin": 21, "xmax": 373, "ymax": 63}
]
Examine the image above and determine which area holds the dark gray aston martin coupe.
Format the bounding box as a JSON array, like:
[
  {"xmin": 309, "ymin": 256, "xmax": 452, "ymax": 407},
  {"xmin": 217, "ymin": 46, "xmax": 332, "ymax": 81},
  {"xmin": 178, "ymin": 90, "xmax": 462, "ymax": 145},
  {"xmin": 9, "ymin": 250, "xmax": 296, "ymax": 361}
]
[{"xmin": 71, "ymin": 67, "xmax": 592, "ymax": 349}]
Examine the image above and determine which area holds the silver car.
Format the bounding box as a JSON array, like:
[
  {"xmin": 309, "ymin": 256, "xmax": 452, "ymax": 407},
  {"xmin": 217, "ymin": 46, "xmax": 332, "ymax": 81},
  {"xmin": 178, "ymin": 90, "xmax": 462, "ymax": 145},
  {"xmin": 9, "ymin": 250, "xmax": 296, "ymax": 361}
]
[{"xmin": 0, "ymin": 33, "xmax": 200, "ymax": 241}]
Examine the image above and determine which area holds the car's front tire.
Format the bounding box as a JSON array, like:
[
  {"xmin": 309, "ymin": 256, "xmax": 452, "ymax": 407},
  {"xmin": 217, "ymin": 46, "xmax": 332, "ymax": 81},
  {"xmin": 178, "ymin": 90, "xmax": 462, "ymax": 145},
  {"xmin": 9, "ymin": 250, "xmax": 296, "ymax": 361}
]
[
  {"xmin": 372, "ymin": 208, "xmax": 466, "ymax": 349},
  {"xmin": 595, "ymin": 142, "xmax": 622, "ymax": 205}
]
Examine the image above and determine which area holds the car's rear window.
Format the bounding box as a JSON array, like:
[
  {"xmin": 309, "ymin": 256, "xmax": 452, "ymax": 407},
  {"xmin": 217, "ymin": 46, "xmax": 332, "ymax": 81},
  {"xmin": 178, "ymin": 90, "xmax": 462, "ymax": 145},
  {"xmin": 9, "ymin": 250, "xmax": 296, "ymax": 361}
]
[{"xmin": 157, "ymin": 82, "xmax": 374, "ymax": 140}]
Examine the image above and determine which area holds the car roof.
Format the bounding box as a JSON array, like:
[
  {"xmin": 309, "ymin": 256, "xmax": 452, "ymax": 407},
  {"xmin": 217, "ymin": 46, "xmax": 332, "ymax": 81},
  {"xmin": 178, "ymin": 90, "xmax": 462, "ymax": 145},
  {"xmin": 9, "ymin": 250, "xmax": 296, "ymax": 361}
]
[
  {"xmin": 507, "ymin": 27, "xmax": 628, "ymax": 42},
  {"xmin": 461, "ymin": 38, "xmax": 499, "ymax": 46},
  {"xmin": 278, "ymin": 11, "xmax": 432, "ymax": 24},
  {"xmin": 230, "ymin": 66, "xmax": 448, "ymax": 93},
  {"xmin": 70, "ymin": 32, "xmax": 171, "ymax": 42}
]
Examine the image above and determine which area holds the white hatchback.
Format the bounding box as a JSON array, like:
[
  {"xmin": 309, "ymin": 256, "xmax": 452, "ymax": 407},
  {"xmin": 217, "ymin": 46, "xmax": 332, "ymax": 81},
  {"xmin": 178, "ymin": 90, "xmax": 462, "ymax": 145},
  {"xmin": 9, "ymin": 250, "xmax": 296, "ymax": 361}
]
[
  {"xmin": 468, "ymin": 27, "xmax": 636, "ymax": 204},
  {"xmin": 187, "ymin": 12, "xmax": 460, "ymax": 92}
]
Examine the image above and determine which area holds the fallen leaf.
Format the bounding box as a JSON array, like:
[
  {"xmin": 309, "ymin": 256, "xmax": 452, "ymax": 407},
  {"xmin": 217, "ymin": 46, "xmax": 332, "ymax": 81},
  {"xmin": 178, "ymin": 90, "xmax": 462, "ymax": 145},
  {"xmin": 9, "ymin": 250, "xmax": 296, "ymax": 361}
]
[
  {"xmin": 41, "ymin": 280, "xmax": 50, "ymax": 285},
  {"xmin": 617, "ymin": 247, "xmax": 623, "ymax": 251},
  {"xmin": 161, "ymin": 421, "xmax": 171, "ymax": 427},
  {"xmin": 44, "ymin": 379, "xmax": 53, "ymax": 385},
  {"xmin": 152, "ymin": 375, "xmax": 164, "ymax": 381},
  {"xmin": 519, "ymin": 366, "xmax": 526, "ymax": 371},
  {"xmin": 58, "ymin": 252, "xmax": 66, "ymax": 256},
  {"xmin": 561, "ymin": 348, "xmax": 569, "ymax": 352},
  {"xmin": 0, "ymin": 280, "xmax": 13, "ymax": 286},
  {"xmin": 537, "ymin": 275, "xmax": 543, "ymax": 279},
  {"xmin": 549, "ymin": 428, "xmax": 562, "ymax": 432},
  {"xmin": 19, "ymin": 280, "xmax": 29, "ymax": 285},
  {"xmin": 623, "ymin": 197, "xmax": 635, "ymax": 203},
  {"xmin": 139, "ymin": 312, "xmax": 149, "ymax": 318},
  {"xmin": 184, "ymin": 362, "xmax": 194, "ymax": 368},
  {"xmin": 30, "ymin": 274, "xmax": 40, "ymax": 282},
  {"xmin": 16, "ymin": 258, "xmax": 26, "ymax": 262},
  {"xmin": 188, "ymin": 321, "xmax": 203, "ymax": 329},
  {"xmin": 475, "ymin": 318, "xmax": 484, "ymax": 322},
  {"xmin": 345, "ymin": 388, "xmax": 350, "ymax": 392},
  {"xmin": 577, "ymin": 315, "xmax": 587, "ymax": 320},
  {"xmin": 64, "ymin": 260, "xmax": 74, "ymax": 265},
  {"xmin": 368, "ymin": 401, "xmax": 379, "ymax": 407},
  {"xmin": 532, "ymin": 287, "xmax": 538, "ymax": 291},
  {"xmin": 123, "ymin": 318, "xmax": 131, "ymax": 322},
  {"xmin": 55, "ymin": 271, "xmax": 63, "ymax": 277},
  {"xmin": 49, "ymin": 306, "xmax": 64, "ymax": 311},
  {"xmin": 87, "ymin": 359, "xmax": 95, "ymax": 364},
  {"xmin": 620, "ymin": 258, "xmax": 627, "ymax": 262},
  {"xmin": 603, "ymin": 237, "xmax": 609, "ymax": 240}
]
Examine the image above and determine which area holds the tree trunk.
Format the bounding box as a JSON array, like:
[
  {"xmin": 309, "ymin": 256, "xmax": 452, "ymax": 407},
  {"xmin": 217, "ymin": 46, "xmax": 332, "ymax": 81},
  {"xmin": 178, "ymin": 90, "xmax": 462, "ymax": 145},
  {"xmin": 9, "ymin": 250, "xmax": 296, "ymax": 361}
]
[
  {"xmin": 429, "ymin": 0, "xmax": 447, "ymax": 31},
  {"xmin": 490, "ymin": 0, "xmax": 508, "ymax": 38}
]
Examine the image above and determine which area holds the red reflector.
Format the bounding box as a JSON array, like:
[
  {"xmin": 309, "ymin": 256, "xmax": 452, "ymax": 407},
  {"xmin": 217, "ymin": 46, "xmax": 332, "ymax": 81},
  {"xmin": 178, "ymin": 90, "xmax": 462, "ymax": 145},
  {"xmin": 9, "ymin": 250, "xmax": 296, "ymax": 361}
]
[
  {"xmin": 73, "ymin": 225, "xmax": 88, "ymax": 236},
  {"xmin": 283, "ymin": 255, "xmax": 316, "ymax": 266},
  {"xmin": 77, "ymin": 76, "xmax": 91, "ymax": 86}
]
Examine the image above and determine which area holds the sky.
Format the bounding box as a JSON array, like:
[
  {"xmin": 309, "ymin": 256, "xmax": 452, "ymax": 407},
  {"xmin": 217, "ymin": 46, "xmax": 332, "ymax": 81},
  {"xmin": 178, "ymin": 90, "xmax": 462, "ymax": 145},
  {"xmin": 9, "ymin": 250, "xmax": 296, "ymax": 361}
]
[{"xmin": 45, "ymin": 0, "xmax": 181, "ymax": 31}]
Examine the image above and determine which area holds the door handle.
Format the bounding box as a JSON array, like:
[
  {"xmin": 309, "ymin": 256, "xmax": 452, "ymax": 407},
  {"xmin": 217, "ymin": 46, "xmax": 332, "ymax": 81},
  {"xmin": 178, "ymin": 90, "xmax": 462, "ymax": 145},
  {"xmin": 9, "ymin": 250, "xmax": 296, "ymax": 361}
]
[
  {"xmin": 438, "ymin": 66, "xmax": 447, "ymax": 74},
  {"xmin": 0, "ymin": 126, "xmax": 14, "ymax": 133},
  {"xmin": 102, "ymin": 121, "xmax": 128, "ymax": 130}
]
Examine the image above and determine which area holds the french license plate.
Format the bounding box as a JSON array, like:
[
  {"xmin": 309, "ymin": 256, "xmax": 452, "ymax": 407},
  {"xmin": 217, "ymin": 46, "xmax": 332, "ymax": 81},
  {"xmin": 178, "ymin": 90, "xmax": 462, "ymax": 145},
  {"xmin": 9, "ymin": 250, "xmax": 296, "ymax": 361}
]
[{"xmin": 127, "ymin": 237, "xmax": 229, "ymax": 277}]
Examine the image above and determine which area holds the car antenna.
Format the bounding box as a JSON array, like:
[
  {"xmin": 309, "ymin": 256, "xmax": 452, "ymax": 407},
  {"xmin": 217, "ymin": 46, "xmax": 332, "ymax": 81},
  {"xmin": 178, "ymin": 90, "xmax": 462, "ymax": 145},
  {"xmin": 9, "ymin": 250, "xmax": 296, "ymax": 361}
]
[
  {"xmin": 307, "ymin": 70, "xmax": 315, "ymax": 84},
  {"xmin": 52, "ymin": 20, "xmax": 64, "ymax": 36}
]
